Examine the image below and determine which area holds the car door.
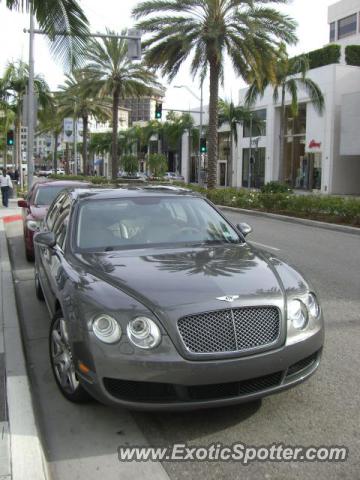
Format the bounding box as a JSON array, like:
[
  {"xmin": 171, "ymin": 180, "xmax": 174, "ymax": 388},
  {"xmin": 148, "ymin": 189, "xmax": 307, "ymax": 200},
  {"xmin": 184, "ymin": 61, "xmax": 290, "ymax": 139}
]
[{"xmin": 38, "ymin": 192, "xmax": 70, "ymax": 308}]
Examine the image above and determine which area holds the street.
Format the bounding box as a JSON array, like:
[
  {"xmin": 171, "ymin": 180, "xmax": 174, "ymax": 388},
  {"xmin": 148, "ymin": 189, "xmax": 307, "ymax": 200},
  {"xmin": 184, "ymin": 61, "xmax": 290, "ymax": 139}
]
[{"xmin": 5, "ymin": 210, "xmax": 360, "ymax": 480}]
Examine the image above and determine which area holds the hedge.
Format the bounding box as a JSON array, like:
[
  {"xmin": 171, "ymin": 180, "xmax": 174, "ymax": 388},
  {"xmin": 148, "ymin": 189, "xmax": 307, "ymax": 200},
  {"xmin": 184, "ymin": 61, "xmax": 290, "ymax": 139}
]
[
  {"xmin": 345, "ymin": 45, "xmax": 360, "ymax": 66},
  {"xmin": 47, "ymin": 175, "xmax": 360, "ymax": 226},
  {"xmin": 292, "ymin": 44, "xmax": 341, "ymax": 72}
]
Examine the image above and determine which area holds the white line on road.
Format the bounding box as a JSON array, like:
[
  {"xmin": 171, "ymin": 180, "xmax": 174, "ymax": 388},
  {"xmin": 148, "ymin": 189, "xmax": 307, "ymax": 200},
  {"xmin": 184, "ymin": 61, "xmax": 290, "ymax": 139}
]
[{"xmin": 250, "ymin": 241, "xmax": 280, "ymax": 252}]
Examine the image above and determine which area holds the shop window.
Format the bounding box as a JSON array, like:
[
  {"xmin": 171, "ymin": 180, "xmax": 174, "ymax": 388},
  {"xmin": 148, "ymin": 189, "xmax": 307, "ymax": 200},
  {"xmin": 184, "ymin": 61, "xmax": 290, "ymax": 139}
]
[
  {"xmin": 329, "ymin": 22, "xmax": 336, "ymax": 42},
  {"xmin": 243, "ymin": 109, "xmax": 267, "ymax": 138}
]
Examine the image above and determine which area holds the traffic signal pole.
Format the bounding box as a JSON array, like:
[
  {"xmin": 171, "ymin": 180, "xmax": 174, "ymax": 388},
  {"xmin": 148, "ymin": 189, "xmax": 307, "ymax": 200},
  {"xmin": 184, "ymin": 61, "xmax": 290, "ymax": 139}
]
[{"xmin": 27, "ymin": 3, "xmax": 35, "ymax": 189}]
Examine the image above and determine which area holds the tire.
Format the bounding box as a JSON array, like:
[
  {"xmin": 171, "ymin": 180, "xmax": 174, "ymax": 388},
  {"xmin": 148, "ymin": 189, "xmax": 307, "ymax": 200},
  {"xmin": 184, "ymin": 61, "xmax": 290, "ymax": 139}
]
[
  {"xmin": 35, "ymin": 271, "xmax": 45, "ymax": 301},
  {"xmin": 49, "ymin": 311, "xmax": 91, "ymax": 403},
  {"xmin": 25, "ymin": 248, "xmax": 34, "ymax": 262}
]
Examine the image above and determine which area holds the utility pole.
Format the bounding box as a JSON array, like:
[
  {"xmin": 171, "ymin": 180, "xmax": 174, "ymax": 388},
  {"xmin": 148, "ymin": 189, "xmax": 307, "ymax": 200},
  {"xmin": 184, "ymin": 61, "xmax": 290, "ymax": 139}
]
[
  {"xmin": 27, "ymin": 3, "xmax": 35, "ymax": 188},
  {"xmin": 198, "ymin": 81, "xmax": 203, "ymax": 184},
  {"xmin": 248, "ymin": 113, "xmax": 253, "ymax": 189}
]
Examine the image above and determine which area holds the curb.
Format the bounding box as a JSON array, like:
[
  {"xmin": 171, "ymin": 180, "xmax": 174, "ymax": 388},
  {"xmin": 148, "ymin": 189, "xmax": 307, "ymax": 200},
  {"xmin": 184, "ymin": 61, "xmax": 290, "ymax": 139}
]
[
  {"xmin": 218, "ymin": 205, "xmax": 360, "ymax": 235},
  {"xmin": 0, "ymin": 218, "xmax": 49, "ymax": 480}
]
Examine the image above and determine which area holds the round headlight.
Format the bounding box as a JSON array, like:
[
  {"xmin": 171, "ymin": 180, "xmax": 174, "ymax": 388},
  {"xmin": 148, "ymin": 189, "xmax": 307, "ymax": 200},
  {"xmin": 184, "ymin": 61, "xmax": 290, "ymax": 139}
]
[
  {"xmin": 127, "ymin": 317, "xmax": 161, "ymax": 349},
  {"xmin": 306, "ymin": 293, "xmax": 320, "ymax": 319},
  {"xmin": 92, "ymin": 315, "xmax": 121, "ymax": 344},
  {"xmin": 288, "ymin": 299, "xmax": 308, "ymax": 330}
]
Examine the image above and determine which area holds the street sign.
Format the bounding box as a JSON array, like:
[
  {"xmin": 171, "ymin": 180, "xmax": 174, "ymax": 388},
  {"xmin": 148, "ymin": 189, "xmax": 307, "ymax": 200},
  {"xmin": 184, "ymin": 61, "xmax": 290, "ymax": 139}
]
[{"xmin": 127, "ymin": 29, "xmax": 142, "ymax": 61}]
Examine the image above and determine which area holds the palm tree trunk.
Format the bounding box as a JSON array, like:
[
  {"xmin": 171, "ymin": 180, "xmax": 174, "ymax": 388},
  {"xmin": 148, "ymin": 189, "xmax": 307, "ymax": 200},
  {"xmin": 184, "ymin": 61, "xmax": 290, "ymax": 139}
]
[
  {"xmin": 207, "ymin": 58, "xmax": 220, "ymax": 189},
  {"xmin": 279, "ymin": 85, "xmax": 286, "ymax": 183},
  {"xmin": 111, "ymin": 89, "xmax": 120, "ymax": 181},
  {"xmin": 82, "ymin": 115, "xmax": 88, "ymax": 174},
  {"xmin": 53, "ymin": 132, "xmax": 58, "ymax": 173},
  {"xmin": 228, "ymin": 131, "xmax": 233, "ymax": 187}
]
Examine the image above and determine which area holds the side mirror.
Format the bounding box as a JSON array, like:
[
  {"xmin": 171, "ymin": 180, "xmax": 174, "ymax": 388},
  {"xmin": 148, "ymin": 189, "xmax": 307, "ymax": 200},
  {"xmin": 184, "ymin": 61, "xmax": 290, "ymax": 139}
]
[
  {"xmin": 34, "ymin": 231, "xmax": 56, "ymax": 249},
  {"xmin": 18, "ymin": 199, "xmax": 28, "ymax": 208},
  {"xmin": 237, "ymin": 222, "xmax": 252, "ymax": 237}
]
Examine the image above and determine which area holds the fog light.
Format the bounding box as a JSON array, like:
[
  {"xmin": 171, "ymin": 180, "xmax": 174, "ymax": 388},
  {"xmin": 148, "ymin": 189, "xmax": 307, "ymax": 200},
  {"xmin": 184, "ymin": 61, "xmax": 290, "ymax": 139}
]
[
  {"xmin": 127, "ymin": 317, "xmax": 161, "ymax": 349},
  {"xmin": 288, "ymin": 299, "xmax": 308, "ymax": 330},
  {"xmin": 92, "ymin": 315, "xmax": 121, "ymax": 344}
]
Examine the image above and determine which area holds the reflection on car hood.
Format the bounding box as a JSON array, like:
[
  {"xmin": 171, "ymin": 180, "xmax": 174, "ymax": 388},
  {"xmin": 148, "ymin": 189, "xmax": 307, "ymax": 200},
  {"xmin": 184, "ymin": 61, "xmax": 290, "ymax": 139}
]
[{"xmin": 76, "ymin": 244, "xmax": 290, "ymax": 311}]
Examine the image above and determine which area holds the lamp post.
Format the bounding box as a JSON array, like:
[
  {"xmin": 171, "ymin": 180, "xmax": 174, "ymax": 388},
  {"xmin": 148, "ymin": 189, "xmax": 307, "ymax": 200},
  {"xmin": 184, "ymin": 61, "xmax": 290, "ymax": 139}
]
[
  {"xmin": 248, "ymin": 112, "xmax": 253, "ymax": 189},
  {"xmin": 174, "ymin": 83, "xmax": 204, "ymax": 184}
]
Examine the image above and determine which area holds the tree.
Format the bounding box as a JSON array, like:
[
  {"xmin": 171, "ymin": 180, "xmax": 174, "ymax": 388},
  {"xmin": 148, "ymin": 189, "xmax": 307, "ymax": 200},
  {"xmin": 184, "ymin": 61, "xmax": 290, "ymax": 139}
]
[
  {"xmin": 83, "ymin": 30, "xmax": 160, "ymax": 181},
  {"xmin": 37, "ymin": 103, "xmax": 65, "ymax": 174},
  {"xmin": 133, "ymin": 0, "xmax": 297, "ymax": 189},
  {"xmin": 148, "ymin": 153, "xmax": 167, "ymax": 177},
  {"xmin": 3, "ymin": 0, "xmax": 89, "ymax": 68},
  {"xmin": 245, "ymin": 44, "xmax": 325, "ymax": 182},
  {"xmin": 3, "ymin": 60, "xmax": 52, "ymax": 171},
  {"xmin": 218, "ymin": 99, "xmax": 264, "ymax": 186},
  {"xmin": 121, "ymin": 154, "xmax": 139, "ymax": 175},
  {"xmin": 57, "ymin": 71, "xmax": 112, "ymax": 173}
]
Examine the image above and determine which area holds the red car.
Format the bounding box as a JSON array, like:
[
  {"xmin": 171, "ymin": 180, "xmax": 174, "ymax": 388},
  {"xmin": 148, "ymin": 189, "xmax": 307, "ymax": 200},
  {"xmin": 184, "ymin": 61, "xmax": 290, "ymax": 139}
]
[{"xmin": 18, "ymin": 180, "xmax": 91, "ymax": 261}]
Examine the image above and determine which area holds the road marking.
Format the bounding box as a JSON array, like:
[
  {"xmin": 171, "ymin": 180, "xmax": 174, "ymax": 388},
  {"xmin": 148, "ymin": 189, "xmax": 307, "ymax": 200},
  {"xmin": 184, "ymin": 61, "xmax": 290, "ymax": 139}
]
[
  {"xmin": 2, "ymin": 215, "xmax": 22, "ymax": 224},
  {"xmin": 250, "ymin": 241, "xmax": 280, "ymax": 252}
]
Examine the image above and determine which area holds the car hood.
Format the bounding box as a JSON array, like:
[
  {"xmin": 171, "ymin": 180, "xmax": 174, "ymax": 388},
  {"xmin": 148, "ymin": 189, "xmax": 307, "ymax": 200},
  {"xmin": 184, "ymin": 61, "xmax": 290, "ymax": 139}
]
[
  {"xmin": 75, "ymin": 244, "xmax": 297, "ymax": 313},
  {"xmin": 29, "ymin": 205, "xmax": 48, "ymax": 220}
]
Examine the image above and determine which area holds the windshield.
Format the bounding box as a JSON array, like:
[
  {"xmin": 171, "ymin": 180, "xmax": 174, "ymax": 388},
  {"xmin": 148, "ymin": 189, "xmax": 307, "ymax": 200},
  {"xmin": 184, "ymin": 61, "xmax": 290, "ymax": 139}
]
[
  {"xmin": 76, "ymin": 196, "xmax": 241, "ymax": 251},
  {"xmin": 34, "ymin": 186, "xmax": 67, "ymax": 206}
]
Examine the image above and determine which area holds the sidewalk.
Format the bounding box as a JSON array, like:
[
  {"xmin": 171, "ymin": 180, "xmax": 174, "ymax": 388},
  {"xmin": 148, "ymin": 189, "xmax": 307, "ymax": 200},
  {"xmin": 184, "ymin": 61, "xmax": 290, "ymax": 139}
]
[{"xmin": 0, "ymin": 199, "xmax": 48, "ymax": 480}]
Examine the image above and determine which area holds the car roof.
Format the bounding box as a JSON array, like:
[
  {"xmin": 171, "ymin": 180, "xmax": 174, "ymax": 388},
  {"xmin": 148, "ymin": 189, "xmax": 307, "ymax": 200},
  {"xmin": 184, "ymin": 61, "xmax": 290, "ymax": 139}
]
[
  {"xmin": 69, "ymin": 186, "xmax": 200, "ymax": 202},
  {"xmin": 35, "ymin": 180, "xmax": 92, "ymax": 188}
]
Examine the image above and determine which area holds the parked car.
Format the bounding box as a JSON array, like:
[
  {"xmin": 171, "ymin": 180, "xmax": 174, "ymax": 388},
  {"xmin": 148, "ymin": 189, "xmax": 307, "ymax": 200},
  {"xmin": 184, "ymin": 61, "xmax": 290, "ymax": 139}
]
[
  {"xmin": 34, "ymin": 187, "xmax": 324, "ymax": 410},
  {"xmin": 163, "ymin": 172, "xmax": 185, "ymax": 182},
  {"xmin": 18, "ymin": 180, "xmax": 91, "ymax": 261}
]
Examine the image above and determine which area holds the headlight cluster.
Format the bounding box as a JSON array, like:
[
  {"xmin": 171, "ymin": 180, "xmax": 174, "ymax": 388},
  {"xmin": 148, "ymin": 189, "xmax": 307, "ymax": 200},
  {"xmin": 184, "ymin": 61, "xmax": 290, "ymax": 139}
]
[
  {"xmin": 287, "ymin": 293, "xmax": 321, "ymax": 331},
  {"xmin": 26, "ymin": 219, "xmax": 41, "ymax": 232},
  {"xmin": 92, "ymin": 315, "xmax": 161, "ymax": 349}
]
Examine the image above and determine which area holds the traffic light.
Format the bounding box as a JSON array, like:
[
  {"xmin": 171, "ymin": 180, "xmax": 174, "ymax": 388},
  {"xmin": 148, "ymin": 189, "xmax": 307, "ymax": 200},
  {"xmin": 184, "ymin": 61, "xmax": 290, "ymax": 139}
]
[
  {"xmin": 200, "ymin": 137, "xmax": 207, "ymax": 153},
  {"xmin": 155, "ymin": 102, "xmax": 162, "ymax": 119},
  {"xmin": 6, "ymin": 130, "xmax": 14, "ymax": 146}
]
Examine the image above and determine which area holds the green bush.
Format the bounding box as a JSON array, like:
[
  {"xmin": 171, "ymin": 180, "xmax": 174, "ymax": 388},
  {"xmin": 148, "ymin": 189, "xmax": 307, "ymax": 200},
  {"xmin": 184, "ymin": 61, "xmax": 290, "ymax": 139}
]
[
  {"xmin": 292, "ymin": 44, "xmax": 341, "ymax": 72},
  {"xmin": 121, "ymin": 155, "xmax": 139, "ymax": 175},
  {"xmin": 148, "ymin": 153, "xmax": 168, "ymax": 177},
  {"xmin": 345, "ymin": 45, "xmax": 360, "ymax": 66},
  {"xmin": 260, "ymin": 181, "xmax": 293, "ymax": 194}
]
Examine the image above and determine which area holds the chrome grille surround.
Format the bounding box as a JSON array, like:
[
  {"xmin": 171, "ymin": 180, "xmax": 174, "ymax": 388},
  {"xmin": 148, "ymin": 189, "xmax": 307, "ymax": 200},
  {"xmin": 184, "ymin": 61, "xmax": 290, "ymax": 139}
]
[{"xmin": 177, "ymin": 306, "xmax": 281, "ymax": 356}]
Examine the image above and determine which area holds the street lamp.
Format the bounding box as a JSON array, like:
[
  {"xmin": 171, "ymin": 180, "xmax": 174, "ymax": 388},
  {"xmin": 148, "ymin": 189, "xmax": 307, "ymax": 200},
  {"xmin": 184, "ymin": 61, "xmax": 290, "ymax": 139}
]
[{"xmin": 174, "ymin": 83, "xmax": 203, "ymax": 184}]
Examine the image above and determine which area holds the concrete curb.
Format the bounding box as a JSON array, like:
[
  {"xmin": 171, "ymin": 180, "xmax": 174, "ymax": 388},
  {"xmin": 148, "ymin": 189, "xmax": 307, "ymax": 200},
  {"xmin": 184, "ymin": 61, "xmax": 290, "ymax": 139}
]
[
  {"xmin": 0, "ymin": 218, "xmax": 49, "ymax": 480},
  {"xmin": 218, "ymin": 205, "xmax": 360, "ymax": 235}
]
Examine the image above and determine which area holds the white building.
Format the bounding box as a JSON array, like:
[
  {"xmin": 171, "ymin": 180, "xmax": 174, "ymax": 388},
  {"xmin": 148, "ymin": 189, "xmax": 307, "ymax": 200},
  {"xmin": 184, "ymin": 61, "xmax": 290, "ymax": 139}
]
[{"xmin": 232, "ymin": 0, "xmax": 360, "ymax": 194}]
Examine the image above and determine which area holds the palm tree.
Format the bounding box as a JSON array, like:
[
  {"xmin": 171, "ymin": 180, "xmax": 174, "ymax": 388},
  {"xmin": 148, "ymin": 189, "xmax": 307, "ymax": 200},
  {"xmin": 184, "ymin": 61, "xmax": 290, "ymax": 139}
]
[
  {"xmin": 3, "ymin": 0, "xmax": 89, "ymax": 67},
  {"xmin": 4, "ymin": 60, "xmax": 52, "ymax": 171},
  {"xmin": 82, "ymin": 30, "xmax": 160, "ymax": 181},
  {"xmin": 37, "ymin": 103, "xmax": 65, "ymax": 174},
  {"xmin": 218, "ymin": 99, "xmax": 265, "ymax": 186},
  {"xmin": 57, "ymin": 71, "xmax": 112, "ymax": 174},
  {"xmin": 245, "ymin": 44, "xmax": 325, "ymax": 183},
  {"xmin": 133, "ymin": 0, "xmax": 297, "ymax": 189}
]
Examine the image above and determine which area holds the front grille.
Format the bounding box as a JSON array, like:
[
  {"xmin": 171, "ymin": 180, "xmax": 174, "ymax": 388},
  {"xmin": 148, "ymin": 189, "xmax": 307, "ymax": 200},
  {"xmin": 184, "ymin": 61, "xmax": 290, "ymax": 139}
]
[
  {"xmin": 178, "ymin": 306, "xmax": 280, "ymax": 355},
  {"xmin": 103, "ymin": 372, "xmax": 283, "ymax": 403}
]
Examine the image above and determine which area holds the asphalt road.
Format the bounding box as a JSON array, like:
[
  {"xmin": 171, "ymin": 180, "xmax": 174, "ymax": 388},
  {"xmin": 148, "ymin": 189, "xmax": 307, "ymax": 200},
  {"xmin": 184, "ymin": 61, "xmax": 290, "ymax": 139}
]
[{"xmin": 6, "ymin": 211, "xmax": 360, "ymax": 480}]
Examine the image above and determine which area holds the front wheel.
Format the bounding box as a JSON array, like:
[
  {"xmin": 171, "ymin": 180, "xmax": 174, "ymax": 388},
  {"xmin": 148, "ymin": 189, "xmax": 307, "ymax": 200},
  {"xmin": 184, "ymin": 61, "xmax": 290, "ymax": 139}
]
[
  {"xmin": 34, "ymin": 271, "xmax": 45, "ymax": 301},
  {"xmin": 49, "ymin": 312, "xmax": 91, "ymax": 403}
]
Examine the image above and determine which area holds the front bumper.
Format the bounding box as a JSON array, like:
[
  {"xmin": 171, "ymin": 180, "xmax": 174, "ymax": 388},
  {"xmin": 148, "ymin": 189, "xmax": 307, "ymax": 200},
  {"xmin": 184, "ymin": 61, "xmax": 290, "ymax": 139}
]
[{"xmin": 74, "ymin": 327, "xmax": 324, "ymax": 411}]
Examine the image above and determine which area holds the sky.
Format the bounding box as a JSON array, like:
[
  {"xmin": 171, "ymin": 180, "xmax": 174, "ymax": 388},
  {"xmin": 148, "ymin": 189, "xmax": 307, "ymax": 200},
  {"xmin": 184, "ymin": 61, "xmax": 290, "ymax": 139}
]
[{"xmin": 0, "ymin": 0, "xmax": 335, "ymax": 111}]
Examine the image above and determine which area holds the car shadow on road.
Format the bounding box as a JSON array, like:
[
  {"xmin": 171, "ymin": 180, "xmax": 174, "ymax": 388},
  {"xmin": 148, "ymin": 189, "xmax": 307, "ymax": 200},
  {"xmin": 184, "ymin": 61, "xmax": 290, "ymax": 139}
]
[{"xmin": 131, "ymin": 400, "xmax": 262, "ymax": 444}]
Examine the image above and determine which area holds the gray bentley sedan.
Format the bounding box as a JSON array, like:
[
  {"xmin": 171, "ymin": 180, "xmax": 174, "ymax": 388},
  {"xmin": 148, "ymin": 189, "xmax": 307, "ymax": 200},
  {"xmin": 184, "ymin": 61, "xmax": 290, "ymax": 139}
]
[{"xmin": 34, "ymin": 187, "xmax": 324, "ymax": 410}]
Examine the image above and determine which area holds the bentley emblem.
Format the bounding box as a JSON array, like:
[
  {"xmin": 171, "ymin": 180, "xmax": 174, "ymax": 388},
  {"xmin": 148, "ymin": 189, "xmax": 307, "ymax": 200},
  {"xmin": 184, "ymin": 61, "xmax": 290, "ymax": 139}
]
[{"xmin": 216, "ymin": 295, "xmax": 240, "ymax": 303}]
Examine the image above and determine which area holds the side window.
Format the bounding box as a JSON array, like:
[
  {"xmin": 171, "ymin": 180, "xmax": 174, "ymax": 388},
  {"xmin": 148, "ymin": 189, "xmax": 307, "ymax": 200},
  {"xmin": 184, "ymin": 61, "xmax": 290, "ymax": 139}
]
[
  {"xmin": 46, "ymin": 192, "xmax": 68, "ymax": 231},
  {"xmin": 56, "ymin": 220, "xmax": 68, "ymax": 250}
]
